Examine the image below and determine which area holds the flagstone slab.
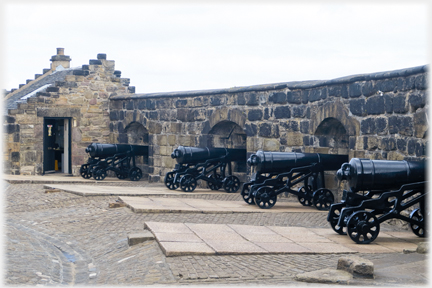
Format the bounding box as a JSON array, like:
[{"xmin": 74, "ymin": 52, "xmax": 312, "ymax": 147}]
[
  {"xmin": 159, "ymin": 242, "xmax": 215, "ymax": 256},
  {"xmin": 144, "ymin": 222, "xmax": 424, "ymax": 257}
]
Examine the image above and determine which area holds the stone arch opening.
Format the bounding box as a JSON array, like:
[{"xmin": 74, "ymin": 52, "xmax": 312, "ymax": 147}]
[
  {"xmin": 206, "ymin": 120, "xmax": 247, "ymax": 178},
  {"xmin": 314, "ymin": 117, "xmax": 349, "ymax": 151},
  {"xmin": 124, "ymin": 121, "xmax": 149, "ymax": 180},
  {"xmin": 313, "ymin": 117, "xmax": 349, "ymax": 202},
  {"xmin": 124, "ymin": 122, "xmax": 149, "ymax": 145},
  {"xmin": 207, "ymin": 120, "xmax": 246, "ymax": 149}
]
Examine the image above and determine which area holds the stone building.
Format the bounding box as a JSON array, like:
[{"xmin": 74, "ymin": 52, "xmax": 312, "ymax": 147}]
[{"xmin": 3, "ymin": 48, "xmax": 428, "ymax": 198}]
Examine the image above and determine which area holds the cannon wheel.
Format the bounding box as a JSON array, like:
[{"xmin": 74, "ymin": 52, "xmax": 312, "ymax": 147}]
[
  {"xmin": 254, "ymin": 186, "xmax": 277, "ymax": 209},
  {"xmin": 409, "ymin": 208, "xmax": 426, "ymax": 237},
  {"xmin": 241, "ymin": 183, "xmax": 255, "ymax": 205},
  {"xmin": 223, "ymin": 176, "xmax": 240, "ymax": 193},
  {"xmin": 164, "ymin": 172, "xmax": 179, "ymax": 190},
  {"xmin": 328, "ymin": 204, "xmax": 347, "ymax": 235},
  {"xmin": 312, "ymin": 188, "xmax": 334, "ymax": 210},
  {"xmin": 116, "ymin": 167, "xmax": 129, "ymax": 180},
  {"xmin": 347, "ymin": 211, "xmax": 380, "ymax": 244},
  {"xmin": 207, "ymin": 174, "xmax": 223, "ymax": 190},
  {"xmin": 297, "ymin": 185, "xmax": 313, "ymax": 206},
  {"xmin": 129, "ymin": 167, "xmax": 143, "ymax": 181},
  {"xmin": 180, "ymin": 174, "xmax": 197, "ymax": 192},
  {"xmin": 93, "ymin": 168, "xmax": 107, "ymax": 181},
  {"xmin": 80, "ymin": 164, "xmax": 92, "ymax": 179}
]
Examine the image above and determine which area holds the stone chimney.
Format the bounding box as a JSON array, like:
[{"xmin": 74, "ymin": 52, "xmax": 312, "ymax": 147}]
[{"xmin": 50, "ymin": 48, "xmax": 71, "ymax": 70}]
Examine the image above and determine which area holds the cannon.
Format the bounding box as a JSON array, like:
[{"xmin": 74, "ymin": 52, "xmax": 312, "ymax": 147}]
[
  {"xmin": 241, "ymin": 151, "xmax": 348, "ymax": 210},
  {"xmin": 79, "ymin": 143, "xmax": 148, "ymax": 181},
  {"xmin": 327, "ymin": 158, "xmax": 427, "ymax": 244},
  {"xmin": 164, "ymin": 146, "xmax": 246, "ymax": 193}
]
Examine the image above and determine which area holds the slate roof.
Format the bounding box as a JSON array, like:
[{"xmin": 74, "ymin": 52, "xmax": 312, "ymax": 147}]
[{"xmin": 4, "ymin": 67, "xmax": 78, "ymax": 115}]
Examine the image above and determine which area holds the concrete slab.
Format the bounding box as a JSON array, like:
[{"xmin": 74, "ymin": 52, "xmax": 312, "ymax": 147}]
[
  {"xmin": 145, "ymin": 222, "xmax": 423, "ymax": 257},
  {"xmin": 120, "ymin": 196, "xmax": 327, "ymax": 214},
  {"xmin": 228, "ymin": 224, "xmax": 294, "ymax": 243},
  {"xmin": 155, "ymin": 232, "xmax": 203, "ymax": 243},
  {"xmin": 158, "ymin": 242, "xmax": 215, "ymax": 257},
  {"xmin": 204, "ymin": 239, "xmax": 267, "ymax": 255},
  {"xmin": 144, "ymin": 222, "xmax": 193, "ymax": 234}
]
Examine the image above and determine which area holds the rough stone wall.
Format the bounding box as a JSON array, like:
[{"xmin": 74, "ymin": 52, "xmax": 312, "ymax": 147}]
[
  {"xmin": 109, "ymin": 65, "xmax": 428, "ymax": 199},
  {"xmin": 4, "ymin": 54, "xmax": 135, "ymax": 175}
]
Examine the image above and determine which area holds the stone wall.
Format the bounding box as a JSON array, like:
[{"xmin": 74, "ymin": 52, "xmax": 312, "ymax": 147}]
[
  {"xmin": 109, "ymin": 65, "xmax": 428, "ymax": 199},
  {"xmin": 4, "ymin": 54, "xmax": 135, "ymax": 175}
]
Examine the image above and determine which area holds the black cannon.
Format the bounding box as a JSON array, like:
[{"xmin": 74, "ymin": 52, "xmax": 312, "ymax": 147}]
[
  {"xmin": 327, "ymin": 158, "xmax": 427, "ymax": 244},
  {"xmin": 80, "ymin": 143, "xmax": 148, "ymax": 181},
  {"xmin": 164, "ymin": 146, "xmax": 246, "ymax": 193},
  {"xmin": 241, "ymin": 151, "xmax": 348, "ymax": 210}
]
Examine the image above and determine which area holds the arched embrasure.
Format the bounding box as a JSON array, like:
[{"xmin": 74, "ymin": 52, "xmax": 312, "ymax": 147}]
[
  {"xmin": 314, "ymin": 117, "xmax": 349, "ymax": 150},
  {"xmin": 124, "ymin": 122, "xmax": 149, "ymax": 145},
  {"xmin": 124, "ymin": 121, "xmax": 150, "ymax": 180},
  {"xmin": 207, "ymin": 120, "xmax": 246, "ymax": 149},
  {"xmin": 206, "ymin": 120, "xmax": 247, "ymax": 175}
]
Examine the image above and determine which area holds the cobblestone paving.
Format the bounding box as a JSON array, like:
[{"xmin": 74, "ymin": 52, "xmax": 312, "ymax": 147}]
[{"xmin": 4, "ymin": 180, "xmax": 425, "ymax": 286}]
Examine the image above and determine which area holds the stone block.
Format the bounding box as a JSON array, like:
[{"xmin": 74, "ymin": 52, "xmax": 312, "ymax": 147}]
[
  {"xmin": 284, "ymin": 132, "xmax": 303, "ymax": 146},
  {"xmin": 337, "ymin": 256, "xmax": 374, "ymax": 278},
  {"xmin": 263, "ymin": 139, "xmax": 280, "ymax": 151},
  {"xmin": 274, "ymin": 106, "xmax": 291, "ymax": 119},
  {"xmin": 168, "ymin": 135, "xmax": 176, "ymax": 146},
  {"xmin": 128, "ymin": 231, "xmax": 155, "ymax": 246},
  {"xmin": 159, "ymin": 146, "xmax": 169, "ymax": 156},
  {"xmin": 387, "ymin": 151, "xmax": 405, "ymax": 161},
  {"xmin": 351, "ymin": 150, "xmax": 365, "ymax": 159},
  {"xmin": 247, "ymin": 109, "xmax": 263, "ymax": 121},
  {"xmin": 245, "ymin": 92, "xmax": 260, "ymax": 105},
  {"xmin": 349, "ymin": 98, "xmax": 366, "ymax": 116},
  {"xmin": 414, "ymin": 109, "xmax": 428, "ymax": 138},
  {"xmin": 417, "ymin": 242, "xmax": 428, "ymax": 254},
  {"xmin": 349, "ymin": 83, "xmax": 362, "ymax": 98},
  {"xmin": 269, "ymin": 91, "xmax": 287, "ymax": 104},
  {"xmin": 365, "ymin": 96, "xmax": 385, "ymax": 115},
  {"xmin": 157, "ymin": 135, "xmax": 167, "ymax": 146},
  {"xmin": 287, "ymin": 90, "xmax": 302, "ymax": 104},
  {"xmin": 409, "ymin": 92, "xmax": 426, "ymax": 110},
  {"xmin": 392, "ymin": 94, "xmax": 407, "ymax": 113},
  {"xmin": 295, "ymin": 268, "xmax": 353, "ymax": 284},
  {"xmin": 148, "ymin": 174, "xmax": 161, "ymax": 183}
]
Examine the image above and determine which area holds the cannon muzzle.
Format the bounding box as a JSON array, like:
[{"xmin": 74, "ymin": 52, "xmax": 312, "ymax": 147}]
[{"xmin": 337, "ymin": 158, "xmax": 426, "ymax": 191}]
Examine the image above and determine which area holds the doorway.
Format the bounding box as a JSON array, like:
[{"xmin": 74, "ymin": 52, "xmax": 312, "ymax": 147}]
[{"xmin": 43, "ymin": 118, "xmax": 72, "ymax": 174}]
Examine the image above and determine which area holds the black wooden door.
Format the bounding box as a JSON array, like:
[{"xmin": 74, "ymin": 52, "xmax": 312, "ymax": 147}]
[{"xmin": 43, "ymin": 119, "xmax": 57, "ymax": 173}]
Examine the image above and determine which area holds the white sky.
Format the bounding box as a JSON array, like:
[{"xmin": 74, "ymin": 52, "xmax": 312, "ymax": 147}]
[{"xmin": 1, "ymin": 1, "xmax": 430, "ymax": 94}]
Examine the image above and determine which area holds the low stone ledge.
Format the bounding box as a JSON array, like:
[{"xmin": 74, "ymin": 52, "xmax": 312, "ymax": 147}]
[
  {"xmin": 337, "ymin": 256, "xmax": 374, "ymax": 278},
  {"xmin": 128, "ymin": 231, "xmax": 155, "ymax": 246}
]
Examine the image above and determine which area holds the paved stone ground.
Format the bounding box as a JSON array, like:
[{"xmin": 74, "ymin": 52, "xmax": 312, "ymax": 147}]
[{"xmin": 4, "ymin": 179, "xmax": 428, "ymax": 286}]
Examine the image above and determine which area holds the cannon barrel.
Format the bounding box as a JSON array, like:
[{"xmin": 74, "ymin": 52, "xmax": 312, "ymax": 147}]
[
  {"xmin": 85, "ymin": 143, "xmax": 148, "ymax": 158},
  {"xmin": 247, "ymin": 151, "xmax": 348, "ymax": 174},
  {"xmin": 171, "ymin": 146, "xmax": 246, "ymax": 164},
  {"xmin": 337, "ymin": 158, "xmax": 426, "ymax": 191}
]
